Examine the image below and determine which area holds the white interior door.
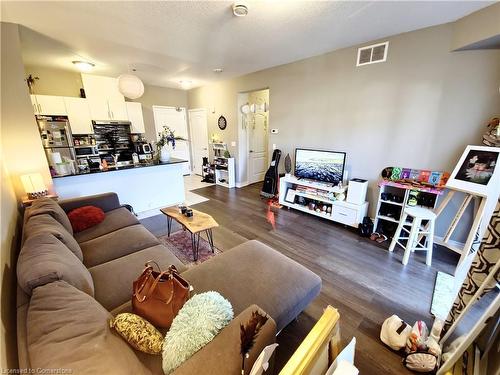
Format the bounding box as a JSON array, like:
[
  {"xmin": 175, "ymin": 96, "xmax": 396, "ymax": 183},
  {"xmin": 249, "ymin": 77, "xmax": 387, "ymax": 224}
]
[
  {"xmin": 188, "ymin": 109, "xmax": 209, "ymax": 176},
  {"xmin": 152, "ymin": 106, "xmax": 191, "ymax": 174},
  {"xmin": 248, "ymin": 114, "xmax": 268, "ymax": 183}
]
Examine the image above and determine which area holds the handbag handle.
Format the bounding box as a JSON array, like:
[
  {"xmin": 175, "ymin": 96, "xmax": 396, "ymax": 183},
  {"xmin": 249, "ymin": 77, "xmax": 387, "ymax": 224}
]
[
  {"xmin": 136, "ymin": 269, "xmax": 175, "ymax": 304},
  {"xmin": 145, "ymin": 260, "xmax": 161, "ymax": 273},
  {"xmin": 134, "ymin": 261, "xmax": 164, "ymax": 296}
]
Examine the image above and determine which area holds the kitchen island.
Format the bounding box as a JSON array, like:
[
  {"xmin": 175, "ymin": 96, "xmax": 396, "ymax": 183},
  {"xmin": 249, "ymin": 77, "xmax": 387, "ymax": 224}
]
[{"xmin": 52, "ymin": 158, "xmax": 187, "ymax": 217}]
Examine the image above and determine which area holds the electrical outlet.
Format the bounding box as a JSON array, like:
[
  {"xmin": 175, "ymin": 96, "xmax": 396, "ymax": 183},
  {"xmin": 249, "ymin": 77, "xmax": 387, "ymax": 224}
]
[{"xmin": 271, "ymin": 128, "xmax": 279, "ymax": 134}]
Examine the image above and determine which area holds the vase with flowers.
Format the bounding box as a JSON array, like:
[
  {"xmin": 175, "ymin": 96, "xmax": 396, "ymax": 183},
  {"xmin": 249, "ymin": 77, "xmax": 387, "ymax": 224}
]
[{"xmin": 156, "ymin": 126, "xmax": 185, "ymax": 162}]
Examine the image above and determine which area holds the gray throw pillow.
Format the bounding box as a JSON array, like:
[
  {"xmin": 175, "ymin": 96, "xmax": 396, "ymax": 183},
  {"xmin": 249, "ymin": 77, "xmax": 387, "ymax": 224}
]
[
  {"xmin": 26, "ymin": 198, "xmax": 73, "ymax": 235},
  {"xmin": 162, "ymin": 291, "xmax": 234, "ymax": 374},
  {"xmin": 28, "ymin": 281, "xmax": 150, "ymax": 375},
  {"xmin": 17, "ymin": 233, "xmax": 94, "ymax": 296},
  {"xmin": 24, "ymin": 214, "xmax": 83, "ymax": 261}
]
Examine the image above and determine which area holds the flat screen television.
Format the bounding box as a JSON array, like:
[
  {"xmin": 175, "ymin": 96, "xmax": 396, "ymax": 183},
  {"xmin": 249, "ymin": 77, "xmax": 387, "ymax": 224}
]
[{"xmin": 294, "ymin": 148, "xmax": 346, "ymax": 184}]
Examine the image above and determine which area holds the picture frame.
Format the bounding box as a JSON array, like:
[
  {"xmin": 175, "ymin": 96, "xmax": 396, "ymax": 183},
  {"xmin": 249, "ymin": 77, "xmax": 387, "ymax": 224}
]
[
  {"xmin": 285, "ymin": 188, "xmax": 297, "ymax": 204},
  {"xmin": 446, "ymin": 145, "xmax": 500, "ymax": 197}
]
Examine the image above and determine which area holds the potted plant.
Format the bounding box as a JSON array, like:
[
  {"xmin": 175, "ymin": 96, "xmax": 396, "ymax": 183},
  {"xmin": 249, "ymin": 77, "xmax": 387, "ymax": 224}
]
[{"xmin": 156, "ymin": 126, "xmax": 185, "ymax": 162}]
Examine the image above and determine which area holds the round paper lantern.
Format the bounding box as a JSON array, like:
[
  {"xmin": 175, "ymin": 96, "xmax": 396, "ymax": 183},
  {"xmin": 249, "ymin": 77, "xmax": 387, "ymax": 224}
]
[{"xmin": 117, "ymin": 74, "xmax": 144, "ymax": 99}]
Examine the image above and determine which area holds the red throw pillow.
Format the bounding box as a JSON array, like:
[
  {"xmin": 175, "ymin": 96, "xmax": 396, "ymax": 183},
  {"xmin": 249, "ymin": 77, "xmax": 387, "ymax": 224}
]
[{"xmin": 67, "ymin": 206, "xmax": 105, "ymax": 233}]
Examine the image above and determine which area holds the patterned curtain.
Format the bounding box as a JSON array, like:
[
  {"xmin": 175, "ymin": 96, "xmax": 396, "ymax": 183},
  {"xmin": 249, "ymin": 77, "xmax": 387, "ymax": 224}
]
[{"xmin": 443, "ymin": 199, "xmax": 500, "ymax": 335}]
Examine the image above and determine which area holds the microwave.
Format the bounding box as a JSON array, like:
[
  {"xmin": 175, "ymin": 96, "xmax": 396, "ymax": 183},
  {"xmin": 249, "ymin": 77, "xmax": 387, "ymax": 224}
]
[{"xmin": 74, "ymin": 145, "xmax": 99, "ymax": 158}]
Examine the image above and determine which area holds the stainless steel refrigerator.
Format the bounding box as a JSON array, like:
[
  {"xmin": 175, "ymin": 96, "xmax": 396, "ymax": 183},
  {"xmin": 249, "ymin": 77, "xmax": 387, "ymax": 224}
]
[{"xmin": 37, "ymin": 117, "xmax": 76, "ymax": 176}]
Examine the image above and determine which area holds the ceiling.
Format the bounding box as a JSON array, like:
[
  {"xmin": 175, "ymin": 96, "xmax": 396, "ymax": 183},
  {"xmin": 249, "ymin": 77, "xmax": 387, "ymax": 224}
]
[{"xmin": 1, "ymin": 1, "xmax": 493, "ymax": 90}]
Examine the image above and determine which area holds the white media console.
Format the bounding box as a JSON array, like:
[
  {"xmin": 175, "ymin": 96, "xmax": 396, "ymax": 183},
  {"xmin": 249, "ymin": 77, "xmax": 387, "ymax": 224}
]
[{"xmin": 279, "ymin": 175, "xmax": 368, "ymax": 228}]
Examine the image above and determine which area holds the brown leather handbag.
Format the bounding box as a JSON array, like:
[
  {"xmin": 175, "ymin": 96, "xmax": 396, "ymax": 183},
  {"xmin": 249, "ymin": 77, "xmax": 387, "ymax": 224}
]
[{"xmin": 132, "ymin": 261, "xmax": 190, "ymax": 328}]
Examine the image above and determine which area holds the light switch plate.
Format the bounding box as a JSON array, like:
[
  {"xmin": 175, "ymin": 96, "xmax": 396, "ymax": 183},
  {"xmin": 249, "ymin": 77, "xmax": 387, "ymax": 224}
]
[
  {"xmin": 271, "ymin": 128, "xmax": 279, "ymax": 134},
  {"xmin": 231, "ymin": 141, "xmax": 236, "ymax": 147},
  {"xmin": 272, "ymin": 144, "xmax": 276, "ymax": 150}
]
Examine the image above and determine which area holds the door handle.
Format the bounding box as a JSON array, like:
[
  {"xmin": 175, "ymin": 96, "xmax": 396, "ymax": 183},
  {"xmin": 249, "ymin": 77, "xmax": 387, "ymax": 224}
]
[
  {"xmin": 202, "ymin": 147, "xmax": 208, "ymax": 150},
  {"xmin": 249, "ymin": 150, "xmax": 254, "ymax": 153}
]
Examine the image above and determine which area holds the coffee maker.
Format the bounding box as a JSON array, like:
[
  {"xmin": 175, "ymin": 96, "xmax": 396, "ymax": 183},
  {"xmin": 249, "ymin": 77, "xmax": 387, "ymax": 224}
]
[{"xmin": 131, "ymin": 135, "xmax": 153, "ymax": 163}]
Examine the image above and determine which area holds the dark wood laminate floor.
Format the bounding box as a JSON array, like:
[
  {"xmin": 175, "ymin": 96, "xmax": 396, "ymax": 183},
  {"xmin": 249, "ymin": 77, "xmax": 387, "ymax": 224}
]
[{"xmin": 141, "ymin": 183, "xmax": 460, "ymax": 375}]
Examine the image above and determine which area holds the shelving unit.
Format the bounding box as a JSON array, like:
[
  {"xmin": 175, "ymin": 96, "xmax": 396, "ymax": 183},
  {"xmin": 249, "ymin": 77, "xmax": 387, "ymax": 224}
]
[
  {"xmin": 374, "ymin": 182, "xmax": 440, "ymax": 238},
  {"xmin": 215, "ymin": 157, "xmax": 235, "ymax": 188},
  {"xmin": 279, "ymin": 175, "xmax": 368, "ymax": 228}
]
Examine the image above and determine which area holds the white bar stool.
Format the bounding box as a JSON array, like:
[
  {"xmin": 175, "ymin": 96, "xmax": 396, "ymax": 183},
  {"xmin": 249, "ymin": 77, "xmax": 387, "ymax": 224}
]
[{"xmin": 388, "ymin": 206, "xmax": 436, "ymax": 266}]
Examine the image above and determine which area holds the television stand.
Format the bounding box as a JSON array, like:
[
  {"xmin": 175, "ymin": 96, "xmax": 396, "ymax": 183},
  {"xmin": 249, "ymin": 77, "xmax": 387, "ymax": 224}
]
[{"xmin": 279, "ymin": 175, "xmax": 368, "ymax": 228}]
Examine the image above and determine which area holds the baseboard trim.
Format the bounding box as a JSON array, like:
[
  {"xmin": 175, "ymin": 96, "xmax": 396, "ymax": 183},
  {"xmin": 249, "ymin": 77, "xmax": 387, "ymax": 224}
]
[{"xmin": 236, "ymin": 181, "xmax": 249, "ymax": 188}]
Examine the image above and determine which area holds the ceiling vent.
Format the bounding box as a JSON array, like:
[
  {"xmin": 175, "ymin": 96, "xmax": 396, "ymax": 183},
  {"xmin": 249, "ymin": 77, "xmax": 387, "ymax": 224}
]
[{"xmin": 356, "ymin": 41, "xmax": 389, "ymax": 67}]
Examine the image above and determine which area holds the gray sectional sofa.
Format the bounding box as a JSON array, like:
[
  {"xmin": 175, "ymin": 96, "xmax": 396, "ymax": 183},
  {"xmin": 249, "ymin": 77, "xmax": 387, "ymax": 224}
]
[{"xmin": 16, "ymin": 193, "xmax": 321, "ymax": 375}]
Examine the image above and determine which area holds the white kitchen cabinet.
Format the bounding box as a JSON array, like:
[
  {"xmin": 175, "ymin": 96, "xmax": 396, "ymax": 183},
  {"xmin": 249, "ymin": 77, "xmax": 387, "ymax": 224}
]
[
  {"xmin": 31, "ymin": 94, "xmax": 67, "ymax": 115},
  {"xmin": 30, "ymin": 95, "xmax": 39, "ymax": 114},
  {"xmin": 126, "ymin": 102, "xmax": 145, "ymax": 133},
  {"xmin": 81, "ymin": 74, "xmax": 128, "ymax": 121},
  {"xmin": 64, "ymin": 97, "xmax": 94, "ymax": 134},
  {"xmin": 108, "ymin": 98, "xmax": 128, "ymax": 121}
]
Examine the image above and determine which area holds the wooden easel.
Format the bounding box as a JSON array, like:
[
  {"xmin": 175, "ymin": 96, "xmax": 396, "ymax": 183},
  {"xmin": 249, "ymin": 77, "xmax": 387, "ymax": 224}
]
[{"xmin": 431, "ymin": 190, "xmax": 487, "ymax": 271}]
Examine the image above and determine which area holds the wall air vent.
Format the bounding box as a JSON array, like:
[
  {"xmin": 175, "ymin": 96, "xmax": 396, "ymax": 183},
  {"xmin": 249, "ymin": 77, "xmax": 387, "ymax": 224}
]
[{"xmin": 356, "ymin": 41, "xmax": 389, "ymax": 67}]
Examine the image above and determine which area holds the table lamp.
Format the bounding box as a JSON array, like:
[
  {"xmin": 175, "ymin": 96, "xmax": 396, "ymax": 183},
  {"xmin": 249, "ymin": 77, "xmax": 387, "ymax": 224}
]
[{"xmin": 21, "ymin": 173, "xmax": 48, "ymax": 200}]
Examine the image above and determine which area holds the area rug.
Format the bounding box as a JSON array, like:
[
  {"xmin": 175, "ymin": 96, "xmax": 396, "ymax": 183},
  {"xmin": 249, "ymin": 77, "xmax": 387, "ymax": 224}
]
[
  {"xmin": 431, "ymin": 271, "xmax": 456, "ymax": 320},
  {"xmin": 158, "ymin": 230, "xmax": 221, "ymax": 268}
]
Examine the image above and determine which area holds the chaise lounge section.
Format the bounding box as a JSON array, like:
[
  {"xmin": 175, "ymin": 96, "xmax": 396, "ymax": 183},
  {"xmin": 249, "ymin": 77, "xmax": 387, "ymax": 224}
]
[{"xmin": 17, "ymin": 193, "xmax": 322, "ymax": 374}]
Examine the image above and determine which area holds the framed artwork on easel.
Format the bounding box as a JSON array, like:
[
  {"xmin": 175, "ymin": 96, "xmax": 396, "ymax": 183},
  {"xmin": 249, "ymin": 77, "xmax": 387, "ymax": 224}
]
[{"xmin": 446, "ymin": 145, "xmax": 500, "ymax": 197}]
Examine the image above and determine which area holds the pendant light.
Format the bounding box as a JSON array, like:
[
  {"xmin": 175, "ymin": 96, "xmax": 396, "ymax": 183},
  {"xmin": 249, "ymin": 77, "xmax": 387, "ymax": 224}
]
[{"xmin": 117, "ymin": 67, "xmax": 144, "ymax": 99}]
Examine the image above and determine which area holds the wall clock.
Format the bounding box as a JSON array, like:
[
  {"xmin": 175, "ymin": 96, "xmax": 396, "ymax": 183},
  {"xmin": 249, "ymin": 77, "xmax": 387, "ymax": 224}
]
[{"xmin": 218, "ymin": 115, "xmax": 227, "ymax": 130}]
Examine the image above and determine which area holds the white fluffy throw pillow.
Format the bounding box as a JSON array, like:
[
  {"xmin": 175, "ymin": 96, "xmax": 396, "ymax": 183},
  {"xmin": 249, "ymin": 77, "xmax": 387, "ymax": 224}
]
[{"xmin": 162, "ymin": 291, "xmax": 234, "ymax": 374}]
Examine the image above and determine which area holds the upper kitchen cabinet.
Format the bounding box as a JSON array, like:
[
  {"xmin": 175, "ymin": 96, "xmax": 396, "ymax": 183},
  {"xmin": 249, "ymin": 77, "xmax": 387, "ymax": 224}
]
[
  {"xmin": 31, "ymin": 94, "xmax": 67, "ymax": 115},
  {"xmin": 81, "ymin": 74, "xmax": 128, "ymax": 121},
  {"xmin": 64, "ymin": 97, "xmax": 93, "ymax": 134},
  {"xmin": 125, "ymin": 102, "xmax": 145, "ymax": 133}
]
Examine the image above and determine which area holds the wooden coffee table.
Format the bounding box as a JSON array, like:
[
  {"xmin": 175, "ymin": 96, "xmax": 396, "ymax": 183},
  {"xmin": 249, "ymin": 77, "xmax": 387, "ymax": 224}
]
[{"xmin": 160, "ymin": 206, "xmax": 219, "ymax": 261}]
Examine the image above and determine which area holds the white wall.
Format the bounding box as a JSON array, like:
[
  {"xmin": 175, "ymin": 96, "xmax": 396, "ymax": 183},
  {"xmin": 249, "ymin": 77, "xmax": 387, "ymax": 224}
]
[{"xmin": 188, "ymin": 23, "xmax": 500, "ymax": 242}]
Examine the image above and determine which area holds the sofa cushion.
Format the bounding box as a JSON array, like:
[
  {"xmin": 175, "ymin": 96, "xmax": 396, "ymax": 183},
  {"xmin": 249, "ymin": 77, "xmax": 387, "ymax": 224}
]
[
  {"xmin": 17, "ymin": 233, "xmax": 94, "ymax": 296},
  {"xmin": 182, "ymin": 240, "xmax": 322, "ymax": 332},
  {"xmin": 74, "ymin": 207, "xmax": 139, "ymax": 243},
  {"xmin": 27, "ymin": 281, "xmax": 151, "ymax": 375},
  {"xmin": 25, "ymin": 197, "xmax": 73, "ymax": 235},
  {"xmin": 80, "ymin": 224, "xmax": 160, "ymax": 268},
  {"xmin": 23, "ymin": 214, "xmax": 83, "ymax": 261},
  {"xmin": 89, "ymin": 244, "xmax": 186, "ymax": 311}
]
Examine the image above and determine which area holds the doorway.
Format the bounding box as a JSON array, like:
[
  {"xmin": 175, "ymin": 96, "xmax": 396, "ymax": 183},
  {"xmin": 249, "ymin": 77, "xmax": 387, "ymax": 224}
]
[
  {"xmin": 239, "ymin": 89, "xmax": 269, "ymax": 185},
  {"xmin": 188, "ymin": 108, "xmax": 209, "ymax": 176},
  {"xmin": 152, "ymin": 106, "xmax": 191, "ymax": 175}
]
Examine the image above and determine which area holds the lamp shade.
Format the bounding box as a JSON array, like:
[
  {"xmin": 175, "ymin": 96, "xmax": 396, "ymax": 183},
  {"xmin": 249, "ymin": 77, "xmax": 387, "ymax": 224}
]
[
  {"xmin": 117, "ymin": 74, "xmax": 144, "ymax": 99},
  {"xmin": 21, "ymin": 173, "xmax": 48, "ymax": 199}
]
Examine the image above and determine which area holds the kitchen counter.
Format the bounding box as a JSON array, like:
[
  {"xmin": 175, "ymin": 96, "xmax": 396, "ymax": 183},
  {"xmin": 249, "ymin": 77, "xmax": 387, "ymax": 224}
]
[
  {"xmin": 52, "ymin": 158, "xmax": 187, "ymax": 179},
  {"xmin": 52, "ymin": 158, "xmax": 188, "ymax": 217}
]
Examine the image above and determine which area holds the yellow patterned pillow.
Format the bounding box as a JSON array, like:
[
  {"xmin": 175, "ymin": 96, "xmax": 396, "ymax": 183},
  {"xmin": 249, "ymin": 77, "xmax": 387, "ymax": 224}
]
[{"xmin": 110, "ymin": 313, "xmax": 164, "ymax": 355}]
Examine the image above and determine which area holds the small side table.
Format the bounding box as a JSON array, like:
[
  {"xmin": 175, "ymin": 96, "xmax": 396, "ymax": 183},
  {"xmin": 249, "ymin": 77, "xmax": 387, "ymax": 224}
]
[
  {"xmin": 160, "ymin": 206, "xmax": 219, "ymax": 261},
  {"xmin": 21, "ymin": 194, "xmax": 58, "ymax": 208}
]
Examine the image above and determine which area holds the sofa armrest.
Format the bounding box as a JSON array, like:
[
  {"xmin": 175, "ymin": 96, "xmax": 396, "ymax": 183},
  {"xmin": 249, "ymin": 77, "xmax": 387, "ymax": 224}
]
[
  {"xmin": 58, "ymin": 193, "xmax": 121, "ymax": 213},
  {"xmin": 173, "ymin": 304, "xmax": 277, "ymax": 375}
]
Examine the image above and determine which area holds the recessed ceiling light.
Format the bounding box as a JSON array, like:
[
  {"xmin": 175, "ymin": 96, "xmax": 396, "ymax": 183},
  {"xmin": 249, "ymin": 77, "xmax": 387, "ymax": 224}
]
[
  {"xmin": 72, "ymin": 61, "xmax": 95, "ymax": 72},
  {"xmin": 232, "ymin": 2, "xmax": 248, "ymax": 17},
  {"xmin": 179, "ymin": 80, "xmax": 192, "ymax": 90},
  {"xmin": 213, "ymin": 68, "xmax": 223, "ymax": 73}
]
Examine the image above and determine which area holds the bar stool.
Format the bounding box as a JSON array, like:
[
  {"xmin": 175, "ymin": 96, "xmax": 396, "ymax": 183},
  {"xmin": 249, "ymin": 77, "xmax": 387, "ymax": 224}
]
[{"xmin": 389, "ymin": 206, "xmax": 436, "ymax": 266}]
